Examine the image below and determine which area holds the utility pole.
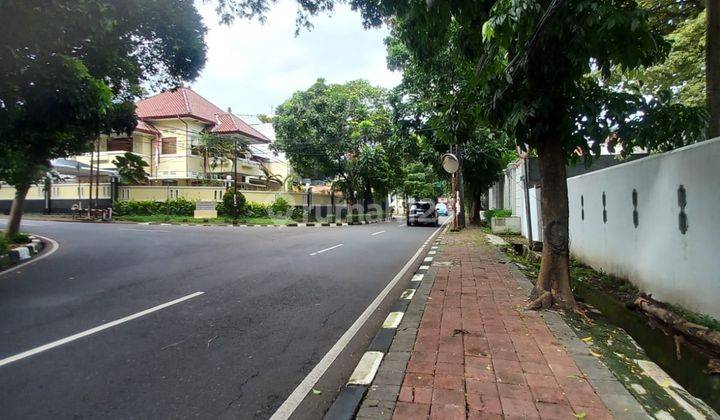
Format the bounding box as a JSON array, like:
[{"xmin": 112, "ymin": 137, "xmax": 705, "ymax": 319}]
[
  {"xmin": 88, "ymin": 140, "xmax": 94, "ymax": 215},
  {"xmin": 233, "ymin": 136, "xmax": 238, "ymax": 225},
  {"xmin": 94, "ymin": 139, "xmax": 100, "ymax": 209}
]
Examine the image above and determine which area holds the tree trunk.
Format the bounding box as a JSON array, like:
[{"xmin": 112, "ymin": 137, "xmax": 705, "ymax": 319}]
[
  {"xmin": 5, "ymin": 183, "xmax": 30, "ymax": 238},
  {"xmin": 469, "ymin": 193, "xmax": 481, "ymax": 225},
  {"xmin": 708, "ymin": 0, "xmax": 720, "ymax": 138},
  {"xmin": 528, "ymin": 138, "xmax": 575, "ymax": 310},
  {"xmin": 457, "ymin": 147, "xmax": 466, "ymax": 228}
]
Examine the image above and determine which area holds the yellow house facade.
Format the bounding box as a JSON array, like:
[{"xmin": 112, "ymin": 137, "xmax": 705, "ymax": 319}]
[{"xmin": 72, "ymin": 87, "xmax": 274, "ymax": 186}]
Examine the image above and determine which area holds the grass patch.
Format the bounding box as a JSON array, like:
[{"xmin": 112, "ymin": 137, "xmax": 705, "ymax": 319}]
[{"xmin": 666, "ymin": 303, "xmax": 720, "ymax": 334}]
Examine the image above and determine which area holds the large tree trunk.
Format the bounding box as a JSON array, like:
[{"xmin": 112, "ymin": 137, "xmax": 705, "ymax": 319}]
[
  {"xmin": 5, "ymin": 183, "xmax": 30, "ymax": 239},
  {"xmin": 469, "ymin": 193, "xmax": 481, "ymax": 225},
  {"xmin": 528, "ymin": 138, "xmax": 575, "ymax": 310},
  {"xmin": 708, "ymin": 0, "xmax": 720, "ymax": 138}
]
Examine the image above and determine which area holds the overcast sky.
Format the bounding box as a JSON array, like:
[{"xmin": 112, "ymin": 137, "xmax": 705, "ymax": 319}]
[{"xmin": 189, "ymin": 0, "xmax": 401, "ymax": 118}]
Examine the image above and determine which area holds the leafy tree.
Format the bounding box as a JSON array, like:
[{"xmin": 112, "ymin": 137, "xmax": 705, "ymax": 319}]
[
  {"xmin": 402, "ymin": 163, "xmax": 443, "ymax": 201},
  {"xmin": 113, "ymin": 152, "xmax": 149, "ymax": 185},
  {"xmin": 0, "ymin": 0, "xmax": 207, "ymax": 237},
  {"xmin": 273, "ymin": 79, "xmax": 397, "ymax": 206},
  {"xmin": 257, "ymin": 114, "xmax": 274, "ymax": 123},
  {"xmin": 609, "ymin": 2, "xmax": 705, "ymax": 108},
  {"xmin": 708, "ymin": 0, "xmax": 720, "ymax": 137},
  {"xmin": 348, "ymin": 0, "xmax": 706, "ymax": 310},
  {"xmin": 386, "ymin": 24, "xmax": 508, "ymax": 225}
]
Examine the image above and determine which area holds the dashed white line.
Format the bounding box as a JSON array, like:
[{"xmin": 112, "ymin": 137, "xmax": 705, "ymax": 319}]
[
  {"xmin": 371, "ymin": 230, "xmax": 386, "ymax": 236},
  {"xmin": 0, "ymin": 291, "xmax": 204, "ymax": 367},
  {"xmin": 120, "ymin": 228, "xmax": 171, "ymax": 233},
  {"xmin": 310, "ymin": 243, "xmax": 344, "ymax": 256}
]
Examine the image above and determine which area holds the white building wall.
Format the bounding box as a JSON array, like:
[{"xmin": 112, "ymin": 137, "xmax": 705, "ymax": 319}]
[{"xmin": 567, "ymin": 137, "xmax": 720, "ymax": 318}]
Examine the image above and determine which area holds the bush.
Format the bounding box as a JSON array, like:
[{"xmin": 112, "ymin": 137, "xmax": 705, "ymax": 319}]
[
  {"xmin": 0, "ymin": 234, "xmax": 7, "ymax": 254},
  {"xmin": 246, "ymin": 202, "xmax": 269, "ymax": 218},
  {"xmin": 218, "ymin": 190, "xmax": 246, "ymax": 216},
  {"xmin": 290, "ymin": 206, "xmax": 305, "ymax": 221},
  {"xmin": 484, "ymin": 208, "xmax": 512, "ymax": 225},
  {"xmin": 114, "ymin": 198, "xmax": 194, "ymax": 216},
  {"xmin": 271, "ymin": 197, "xmax": 291, "ymax": 215}
]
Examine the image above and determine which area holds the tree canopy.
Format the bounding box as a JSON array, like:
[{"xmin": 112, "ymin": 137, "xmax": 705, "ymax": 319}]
[
  {"xmin": 273, "ymin": 79, "xmax": 398, "ymax": 205},
  {"xmin": 0, "ymin": 0, "xmax": 207, "ymax": 236}
]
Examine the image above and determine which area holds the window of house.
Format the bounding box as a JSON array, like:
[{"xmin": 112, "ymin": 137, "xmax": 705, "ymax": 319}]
[
  {"xmin": 162, "ymin": 137, "xmax": 177, "ymax": 155},
  {"xmin": 190, "ymin": 134, "xmax": 200, "ymax": 155},
  {"xmin": 107, "ymin": 138, "xmax": 133, "ymax": 152}
]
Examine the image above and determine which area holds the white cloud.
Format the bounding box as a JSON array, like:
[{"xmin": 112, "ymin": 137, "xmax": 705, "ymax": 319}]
[{"xmin": 189, "ymin": 0, "xmax": 401, "ymax": 116}]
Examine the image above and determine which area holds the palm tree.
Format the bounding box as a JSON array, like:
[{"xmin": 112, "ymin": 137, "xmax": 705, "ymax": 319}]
[{"xmin": 196, "ymin": 132, "xmax": 250, "ymax": 179}]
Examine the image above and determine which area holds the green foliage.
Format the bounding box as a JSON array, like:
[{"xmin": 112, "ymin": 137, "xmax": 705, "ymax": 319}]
[
  {"xmin": 217, "ymin": 191, "xmax": 247, "ymax": 216},
  {"xmin": 271, "ymin": 197, "xmax": 291, "ymax": 215},
  {"xmin": 273, "ymin": 79, "xmax": 399, "ymax": 203},
  {"xmin": 402, "ymin": 163, "xmax": 444, "ymax": 200},
  {"xmin": 245, "ymin": 202, "xmax": 269, "ymax": 218},
  {"xmin": 666, "ymin": 303, "xmax": 720, "ymax": 333},
  {"xmin": 195, "ymin": 132, "xmax": 250, "ymax": 176},
  {"xmin": 0, "ymin": 0, "xmax": 207, "ymax": 234},
  {"xmin": 0, "ymin": 232, "xmax": 31, "ymax": 255},
  {"xmin": 290, "ymin": 206, "xmax": 305, "ymax": 221},
  {"xmin": 113, "ymin": 152, "xmax": 149, "ymax": 185},
  {"xmin": 113, "ymin": 198, "xmax": 195, "ymax": 217},
  {"xmin": 484, "ymin": 209, "xmax": 512, "ymax": 225},
  {"xmin": 610, "ymin": 7, "xmax": 706, "ymax": 110}
]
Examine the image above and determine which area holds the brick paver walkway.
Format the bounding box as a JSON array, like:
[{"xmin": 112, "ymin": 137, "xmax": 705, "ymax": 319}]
[{"xmin": 393, "ymin": 229, "xmax": 613, "ymax": 419}]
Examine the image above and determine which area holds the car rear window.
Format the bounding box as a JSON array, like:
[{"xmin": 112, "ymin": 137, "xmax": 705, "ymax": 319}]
[{"xmin": 414, "ymin": 203, "xmax": 431, "ymax": 210}]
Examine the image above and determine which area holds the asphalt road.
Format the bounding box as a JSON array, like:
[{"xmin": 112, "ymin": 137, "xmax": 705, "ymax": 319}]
[{"xmin": 0, "ymin": 217, "xmax": 442, "ymax": 419}]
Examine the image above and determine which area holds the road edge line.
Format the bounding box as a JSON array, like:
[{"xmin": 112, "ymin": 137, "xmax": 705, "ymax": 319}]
[{"xmin": 269, "ymin": 220, "xmax": 448, "ymax": 420}]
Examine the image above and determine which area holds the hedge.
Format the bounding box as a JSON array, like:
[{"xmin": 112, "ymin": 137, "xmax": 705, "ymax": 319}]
[
  {"xmin": 483, "ymin": 208, "xmax": 512, "ymax": 225},
  {"xmin": 114, "ymin": 198, "xmax": 195, "ymax": 216}
]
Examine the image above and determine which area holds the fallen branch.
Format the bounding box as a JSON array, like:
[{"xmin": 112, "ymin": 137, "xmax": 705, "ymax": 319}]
[{"xmin": 634, "ymin": 297, "xmax": 720, "ymax": 354}]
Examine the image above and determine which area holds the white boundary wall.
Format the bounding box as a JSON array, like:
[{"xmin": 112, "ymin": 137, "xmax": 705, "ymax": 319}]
[{"xmin": 567, "ymin": 138, "xmax": 720, "ymax": 318}]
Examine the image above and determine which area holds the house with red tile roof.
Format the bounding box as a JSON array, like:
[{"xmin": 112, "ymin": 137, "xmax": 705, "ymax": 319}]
[{"xmin": 72, "ymin": 87, "xmax": 274, "ymax": 186}]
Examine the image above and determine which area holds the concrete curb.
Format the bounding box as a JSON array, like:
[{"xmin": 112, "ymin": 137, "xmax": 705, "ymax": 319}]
[
  {"xmin": 14, "ymin": 216, "xmax": 394, "ymax": 228},
  {"xmin": 1, "ymin": 234, "xmax": 54, "ymax": 276},
  {"xmin": 324, "ymin": 233, "xmax": 445, "ymax": 420}
]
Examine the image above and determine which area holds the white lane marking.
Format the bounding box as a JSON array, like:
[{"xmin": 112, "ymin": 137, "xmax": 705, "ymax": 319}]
[
  {"xmin": 347, "ymin": 351, "xmax": 384, "ymax": 385},
  {"xmin": 309, "ymin": 243, "xmax": 344, "ymax": 256},
  {"xmin": 0, "ymin": 234, "xmax": 59, "ymax": 278},
  {"xmin": 0, "ymin": 292, "xmax": 204, "ymax": 367},
  {"xmin": 401, "ymin": 289, "xmax": 416, "ymax": 300},
  {"xmin": 382, "ymin": 312, "xmax": 404, "ymax": 329},
  {"xmin": 270, "ymin": 221, "xmax": 447, "ymax": 420},
  {"xmin": 370, "ymin": 230, "xmax": 386, "ymax": 236},
  {"xmin": 120, "ymin": 228, "xmax": 171, "ymax": 233}
]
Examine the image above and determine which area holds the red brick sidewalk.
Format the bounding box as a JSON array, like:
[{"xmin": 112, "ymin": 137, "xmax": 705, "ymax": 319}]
[{"xmin": 393, "ymin": 229, "xmax": 613, "ymax": 419}]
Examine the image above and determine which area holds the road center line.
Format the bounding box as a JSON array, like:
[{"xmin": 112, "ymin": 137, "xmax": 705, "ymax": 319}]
[
  {"xmin": 270, "ymin": 219, "xmax": 449, "ymax": 420},
  {"xmin": 370, "ymin": 230, "xmax": 386, "ymax": 236},
  {"xmin": 120, "ymin": 228, "xmax": 171, "ymax": 233},
  {"xmin": 309, "ymin": 243, "xmax": 344, "ymax": 256},
  {"xmin": 0, "ymin": 291, "xmax": 204, "ymax": 368}
]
